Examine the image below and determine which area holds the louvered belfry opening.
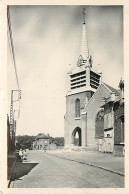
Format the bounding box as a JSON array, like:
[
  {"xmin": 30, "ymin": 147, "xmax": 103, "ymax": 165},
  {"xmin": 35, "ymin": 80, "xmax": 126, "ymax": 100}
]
[{"xmin": 70, "ymin": 71, "xmax": 86, "ymax": 90}]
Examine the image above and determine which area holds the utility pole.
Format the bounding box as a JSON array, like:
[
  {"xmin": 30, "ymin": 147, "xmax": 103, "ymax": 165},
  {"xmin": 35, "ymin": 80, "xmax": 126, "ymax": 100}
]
[
  {"xmin": 9, "ymin": 90, "xmax": 21, "ymax": 152},
  {"xmin": 7, "ymin": 6, "xmax": 22, "ymax": 152},
  {"xmin": 10, "ymin": 90, "xmax": 14, "ymax": 142}
]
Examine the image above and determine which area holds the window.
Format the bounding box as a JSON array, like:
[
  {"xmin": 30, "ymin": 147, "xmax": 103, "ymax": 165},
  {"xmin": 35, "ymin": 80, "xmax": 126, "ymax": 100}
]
[
  {"xmin": 95, "ymin": 109, "xmax": 104, "ymax": 138},
  {"xmin": 75, "ymin": 99, "xmax": 80, "ymax": 118}
]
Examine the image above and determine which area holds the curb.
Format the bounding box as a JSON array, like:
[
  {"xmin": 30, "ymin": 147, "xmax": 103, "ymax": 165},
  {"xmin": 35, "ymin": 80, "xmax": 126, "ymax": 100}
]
[
  {"xmin": 8, "ymin": 156, "xmax": 18, "ymax": 188},
  {"xmin": 46, "ymin": 153, "xmax": 124, "ymax": 177}
]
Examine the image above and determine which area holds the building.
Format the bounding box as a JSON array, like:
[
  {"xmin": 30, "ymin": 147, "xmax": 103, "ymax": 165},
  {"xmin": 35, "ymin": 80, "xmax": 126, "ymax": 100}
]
[
  {"xmin": 33, "ymin": 133, "xmax": 57, "ymax": 150},
  {"xmin": 100, "ymin": 79, "xmax": 124, "ymax": 156},
  {"xmin": 64, "ymin": 9, "xmax": 102, "ymax": 148},
  {"xmin": 33, "ymin": 133, "xmax": 50, "ymax": 150},
  {"xmin": 81, "ymin": 83, "xmax": 121, "ymax": 150},
  {"xmin": 64, "ymin": 9, "xmax": 124, "ymax": 154}
]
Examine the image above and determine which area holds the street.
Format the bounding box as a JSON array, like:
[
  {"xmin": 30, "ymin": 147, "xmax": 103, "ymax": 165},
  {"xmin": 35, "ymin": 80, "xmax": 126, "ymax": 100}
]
[{"xmin": 10, "ymin": 150, "xmax": 124, "ymax": 188}]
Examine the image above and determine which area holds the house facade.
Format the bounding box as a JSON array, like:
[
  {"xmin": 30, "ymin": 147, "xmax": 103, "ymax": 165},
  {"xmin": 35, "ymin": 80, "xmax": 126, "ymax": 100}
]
[
  {"xmin": 33, "ymin": 133, "xmax": 50, "ymax": 150},
  {"xmin": 33, "ymin": 133, "xmax": 57, "ymax": 150}
]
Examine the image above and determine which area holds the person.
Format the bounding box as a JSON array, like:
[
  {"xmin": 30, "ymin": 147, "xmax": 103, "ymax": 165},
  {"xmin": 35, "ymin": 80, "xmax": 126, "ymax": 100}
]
[
  {"xmin": 43, "ymin": 146, "xmax": 46, "ymax": 152},
  {"xmin": 19, "ymin": 149, "xmax": 23, "ymax": 161},
  {"xmin": 23, "ymin": 149, "xmax": 28, "ymax": 161}
]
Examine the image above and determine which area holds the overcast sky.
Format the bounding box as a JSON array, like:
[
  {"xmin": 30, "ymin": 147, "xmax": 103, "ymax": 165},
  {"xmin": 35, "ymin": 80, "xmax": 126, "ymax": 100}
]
[{"xmin": 7, "ymin": 6, "xmax": 123, "ymax": 137}]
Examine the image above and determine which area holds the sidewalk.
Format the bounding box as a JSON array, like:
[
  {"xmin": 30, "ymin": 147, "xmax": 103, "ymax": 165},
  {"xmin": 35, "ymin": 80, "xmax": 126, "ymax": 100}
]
[
  {"xmin": 47, "ymin": 149, "xmax": 124, "ymax": 176},
  {"xmin": 7, "ymin": 153, "xmax": 18, "ymax": 187}
]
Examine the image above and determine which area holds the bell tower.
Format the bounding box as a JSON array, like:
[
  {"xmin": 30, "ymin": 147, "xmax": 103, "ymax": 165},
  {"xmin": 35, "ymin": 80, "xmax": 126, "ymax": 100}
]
[
  {"xmin": 64, "ymin": 9, "xmax": 102, "ymax": 148},
  {"xmin": 67, "ymin": 8, "xmax": 101, "ymax": 96}
]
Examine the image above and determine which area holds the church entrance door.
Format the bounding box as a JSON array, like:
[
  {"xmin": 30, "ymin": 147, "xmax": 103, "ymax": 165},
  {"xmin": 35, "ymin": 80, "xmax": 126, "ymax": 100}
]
[{"xmin": 71, "ymin": 127, "xmax": 82, "ymax": 146}]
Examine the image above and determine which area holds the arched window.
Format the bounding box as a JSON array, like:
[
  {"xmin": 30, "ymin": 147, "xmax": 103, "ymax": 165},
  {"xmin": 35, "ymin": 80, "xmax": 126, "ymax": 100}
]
[
  {"xmin": 75, "ymin": 99, "xmax": 80, "ymax": 118},
  {"xmin": 95, "ymin": 109, "xmax": 104, "ymax": 138}
]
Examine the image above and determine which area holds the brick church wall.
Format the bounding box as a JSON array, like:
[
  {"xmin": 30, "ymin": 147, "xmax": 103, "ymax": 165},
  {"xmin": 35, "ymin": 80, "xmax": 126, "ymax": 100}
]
[
  {"xmin": 64, "ymin": 91, "xmax": 93, "ymax": 147},
  {"xmin": 114, "ymin": 102, "xmax": 124, "ymax": 156},
  {"xmin": 114, "ymin": 102, "xmax": 124, "ymax": 144},
  {"xmin": 114, "ymin": 118, "xmax": 121, "ymax": 144},
  {"xmin": 86, "ymin": 84, "xmax": 111, "ymax": 147},
  {"xmin": 64, "ymin": 83, "xmax": 117, "ymax": 148}
]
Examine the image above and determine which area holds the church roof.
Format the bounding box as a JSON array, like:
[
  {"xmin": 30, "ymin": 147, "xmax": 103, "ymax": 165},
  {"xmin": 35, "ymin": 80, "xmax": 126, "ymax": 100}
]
[
  {"xmin": 81, "ymin": 82, "xmax": 121, "ymax": 114},
  {"xmin": 103, "ymin": 83, "xmax": 121, "ymax": 96}
]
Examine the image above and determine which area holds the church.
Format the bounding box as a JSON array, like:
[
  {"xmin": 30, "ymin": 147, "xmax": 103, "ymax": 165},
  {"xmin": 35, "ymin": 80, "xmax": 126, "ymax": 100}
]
[{"xmin": 64, "ymin": 9, "xmax": 124, "ymax": 155}]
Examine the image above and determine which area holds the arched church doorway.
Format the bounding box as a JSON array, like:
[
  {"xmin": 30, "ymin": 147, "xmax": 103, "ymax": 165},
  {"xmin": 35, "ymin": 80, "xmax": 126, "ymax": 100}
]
[{"xmin": 71, "ymin": 127, "xmax": 82, "ymax": 146}]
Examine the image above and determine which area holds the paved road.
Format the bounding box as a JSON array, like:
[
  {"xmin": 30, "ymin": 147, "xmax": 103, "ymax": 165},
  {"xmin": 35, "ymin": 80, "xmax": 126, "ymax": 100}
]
[
  {"xmin": 50, "ymin": 150, "xmax": 124, "ymax": 175},
  {"xmin": 10, "ymin": 151, "xmax": 124, "ymax": 188}
]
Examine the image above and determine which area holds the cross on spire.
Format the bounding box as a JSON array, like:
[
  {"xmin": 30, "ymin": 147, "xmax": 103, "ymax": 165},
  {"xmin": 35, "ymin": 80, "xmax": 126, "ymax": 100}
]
[{"xmin": 82, "ymin": 8, "xmax": 86, "ymax": 24}]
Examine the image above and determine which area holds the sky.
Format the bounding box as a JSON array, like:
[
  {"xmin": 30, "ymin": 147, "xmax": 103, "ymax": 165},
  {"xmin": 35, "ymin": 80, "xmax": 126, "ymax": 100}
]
[{"xmin": 7, "ymin": 6, "xmax": 123, "ymax": 137}]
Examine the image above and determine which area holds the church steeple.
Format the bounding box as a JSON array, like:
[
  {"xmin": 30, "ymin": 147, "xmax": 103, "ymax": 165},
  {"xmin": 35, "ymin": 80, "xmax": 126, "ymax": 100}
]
[
  {"xmin": 81, "ymin": 8, "xmax": 89, "ymax": 59},
  {"xmin": 78, "ymin": 8, "xmax": 92, "ymax": 67},
  {"xmin": 67, "ymin": 8, "xmax": 101, "ymax": 95}
]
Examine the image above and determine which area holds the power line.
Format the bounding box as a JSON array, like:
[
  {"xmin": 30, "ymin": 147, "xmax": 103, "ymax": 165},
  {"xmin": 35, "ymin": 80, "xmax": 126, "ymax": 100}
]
[
  {"xmin": 7, "ymin": 30, "xmax": 14, "ymax": 71},
  {"xmin": 7, "ymin": 6, "xmax": 20, "ymax": 90}
]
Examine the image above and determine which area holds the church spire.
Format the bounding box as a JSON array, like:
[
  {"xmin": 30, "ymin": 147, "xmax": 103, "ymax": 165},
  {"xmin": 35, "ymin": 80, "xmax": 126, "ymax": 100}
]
[
  {"xmin": 83, "ymin": 8, "xmax": 86, "ymax": 24},
  {"xmin": 81, "ymin": 8, "xmax": 89, "ymax": 59},
  {"xmin": 78, "ymin": 8, "xmax": 92, "ymax": 67}
]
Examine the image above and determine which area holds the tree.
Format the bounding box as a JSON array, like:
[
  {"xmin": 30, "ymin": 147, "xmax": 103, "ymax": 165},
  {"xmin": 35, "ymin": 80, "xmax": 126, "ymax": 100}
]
[
  {"xmin": 51, "ymin": 137, "xmax": 64, "ymax": 146},
  {"xmin": 16, "ymin": 135, "xmax": 36, "ymax": 150}
]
